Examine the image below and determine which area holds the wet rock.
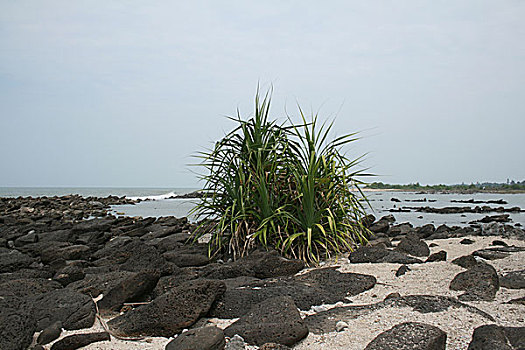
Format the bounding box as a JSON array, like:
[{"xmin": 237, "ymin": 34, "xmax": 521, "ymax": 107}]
[
  {"xmin": 450, "ymin": 263, "xmax": 499, "ymax": 301},
  {"xmin": 426, "ymin": 251, "xmax": 447, "ymax": 263},
  {"xmin": 479, "ymin": 214, "xmax": 511, "ymax": 223},
  {"xmin": 499, "ymin": 270, "xmax": 525, "ymax": 289},
  {"xmin": 30, "ymin": 289, "xmax": 96, "ymax": 330},
  {"xmin": 98, "ymin": 270, "xmax": 160, "ymax": 314},
  {"xmin": 50, "ymin": 332, "xmax": 110, "ymax": 350},
  {"xmin": 467, "ymin": 324, "xmax": 525, "ymax": 350},
  {"xmin": 364, "ymin": 322, "xmax": 446, "ymax": 350},
  {"xmin": 395, "ymin": 232, "xmax": 430, "ymax": 257},
  {"xmin": 107, "ymin": 279, "xmax": 226, "ymax": 337},
  {"xmin": 396, "ymin": 265, "xmax": 410, "ymax": 277},
  {"xmin": 451, "ymin": 255, "xmax": 479, "ymax": 269},
  {"xmin": 0, "ymin": 247, "xmax": 34, "ymax": 272},
  {"xmin": 37, "ymin": 321, "xmax": 62, "ymax": 345},
  {"xmin": 165, "ymin": 326, "xmax": 225, "ymax": 350},
  {"xmin": 224, "ymin": 296, "xmax": 308, "ymax": 347},
  {"xmin": 349, "ymin": 246, "xmax": 423, "ymax": 264}
]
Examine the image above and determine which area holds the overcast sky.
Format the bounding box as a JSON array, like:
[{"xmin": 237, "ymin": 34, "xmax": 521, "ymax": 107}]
[{"xmin": 1, "ymin": 1, "xmax": 524, "ymax": 187}]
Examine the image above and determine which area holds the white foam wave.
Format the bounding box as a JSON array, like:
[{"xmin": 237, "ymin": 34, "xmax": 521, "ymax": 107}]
[{"xmin": 128, "ymin": 191, "xmax": 177, "ymax": 201}]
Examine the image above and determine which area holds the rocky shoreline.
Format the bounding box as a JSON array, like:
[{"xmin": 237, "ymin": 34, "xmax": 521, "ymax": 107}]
[{"xmin": 1, "ymin": 196, "xmax": 524, "ymax": 350}]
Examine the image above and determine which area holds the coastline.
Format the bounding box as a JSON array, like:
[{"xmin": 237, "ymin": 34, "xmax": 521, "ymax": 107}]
[{"xmin": 0, "ymin": 195, "xmax": 524, "ymax": 349}]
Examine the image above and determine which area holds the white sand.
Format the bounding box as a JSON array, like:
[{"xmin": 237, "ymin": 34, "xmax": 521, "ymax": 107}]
[{"xmin": 35, "ymin": 235, "xmax": 524, "ymax": 350}]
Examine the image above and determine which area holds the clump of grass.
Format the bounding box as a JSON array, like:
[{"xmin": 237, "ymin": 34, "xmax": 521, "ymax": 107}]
[{"xmin": 191, "ymin": 88, "xmax": 370, "ymax": 264}]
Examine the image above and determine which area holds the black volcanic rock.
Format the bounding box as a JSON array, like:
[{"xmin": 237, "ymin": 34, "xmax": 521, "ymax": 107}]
[
  {"xmin": 224, "ymin": 296, "xmax": 308, "ymax": 346},
  {"xmin": 450, "ymin": 263, "xmax": 500, "ymax": 301},
  {"xmin": 107, "ymin": 279, "xmax": 226, "ymax": 337},
  {"xmin": 349, "ymin": 246, "xmax": 423, "ymax": 264},
  {"xmin": 364, "ymin": 322, "xmax": 446, "ymax": 350}
]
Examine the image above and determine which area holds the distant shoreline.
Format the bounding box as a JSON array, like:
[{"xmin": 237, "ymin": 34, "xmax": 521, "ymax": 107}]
[{"xmin": 362, "ymin": 188, "xmax": 525, "ymax": 194}]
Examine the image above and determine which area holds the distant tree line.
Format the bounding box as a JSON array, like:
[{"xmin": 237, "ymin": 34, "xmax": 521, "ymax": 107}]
[{"xmin": 366, "ymin": 181, "xmax": 525, "ymax": 192}]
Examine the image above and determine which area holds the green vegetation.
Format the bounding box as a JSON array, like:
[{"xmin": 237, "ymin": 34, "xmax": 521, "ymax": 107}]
[
  {"xmin": 366, "ymin": 181, "xmax": 525, "ymax": 192},
  {"xmin": 191, "ymin": 89, "xmax": 370, "ymax": 264}
]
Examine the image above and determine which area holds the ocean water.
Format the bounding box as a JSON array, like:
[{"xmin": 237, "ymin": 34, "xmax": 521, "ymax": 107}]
[{"xmin": 1, "ymin": 187, "xmax": 524, "ymax": 227}]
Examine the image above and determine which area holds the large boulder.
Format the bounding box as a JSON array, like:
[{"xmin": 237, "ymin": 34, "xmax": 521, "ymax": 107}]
[
  {"xmin": 0, "ymin": 297, "xmax": 35, "ymax": 350},
  {"xmin": 165, "ymin": 326, "xmax": 225, "ymax": 350},
  {"xmin": 30, "ymin": 289, "xmax": 96, "ymax": 331},
  {"xmin": 98, "ymin": 270, "xmax": 160, "ymax": 314},
  {"xmin": 224, "ymin": 296, "xmax": 308, "ymax": 347},
  {"xmin": 450, "ymin": 263, "xmax": 500, "ymax": 301},
  {"xmin": 467, "ymin": 324, "xmax": 525, "ymax": 350},
  {"xmin": 395, "ymin": 232, "xmax": 430, "ymax": 257},
  {"xmin": 364, "ymin": 322, "xmax": 446, "ymax": 350},
  {"xmin": 50, "ymin": 332, "xmax": 110, "ymax": 350},
  {"xmin": 107, "ymin": 279, "xmax": 225, "ymax": 337}
]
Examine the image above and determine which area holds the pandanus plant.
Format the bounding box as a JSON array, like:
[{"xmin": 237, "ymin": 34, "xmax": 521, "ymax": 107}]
[{"xmin": 191, "ymin": 88, "xmax": 370, "ymax": 264}]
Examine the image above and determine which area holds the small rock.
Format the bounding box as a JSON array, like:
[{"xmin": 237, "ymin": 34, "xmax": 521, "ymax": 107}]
[
  {"xmin": 336, "ymin": 321, "xmax": 348, "ymax": 332},
  {"xmin": 452, "ymin": 255, "xmax": 479, "ymax": 269},
  {"xmin": 460, "ymin": 238, "xmax": 475, "ymax": 245},
  {"xmin": 426, "ymin": 250, "xmax": 447, "ymax": 263},
  {"xmin": 384, "ymin": 292, "xmax": 401, "ymax": 300},
  {"xmin": 165, "ymin": 326, "xmax": 225, "ymax": 350},
  {"xmin": 37, "ymin": 321, "xmax": 62, "ymax": 345},
  {"xmin": 396, "ymin": 265, "xmax": 410, "ymax": 277},
  {"xmin": 491, "ymin": 240, "xmax": 508, "ymax": 247},
  {"xmin": 225, "ymin": 334, "xmax": 245, "ymax": 350},
  {"xmin": 499, "ymin": 270, "xmax": 525, "ymax": 289},
  {"xmin": 50, "ymin": 332, "xmax": 110, "ymax": 350}
]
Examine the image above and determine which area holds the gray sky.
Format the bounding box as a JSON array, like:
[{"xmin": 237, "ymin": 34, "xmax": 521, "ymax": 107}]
[{"xmin": 1, "ymin": 1, "xmax": 524, "ymax": 187}]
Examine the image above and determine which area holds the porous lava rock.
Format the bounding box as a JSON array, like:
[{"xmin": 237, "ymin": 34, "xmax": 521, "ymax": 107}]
[
  {"xmin": 224, "ymin": 296, "xmax": 308, "ymax": 347},
  {"xmin": 450, "ymin": 263, "xmax": 500, "ymax": 301},
  {"xmin": 467, "ymin": 324, "xmax": 525, "ymax": 350},
  {"xmin": 165, "ymin": 326, "xmax": 225, "ymax": 350},
  {"xmin": 107, "ymin": 279, "xmax": 225, "ymax": 337},
  {"xmin": 364, "ymin": 322, "xmax": 446, "ymax": 350},
  {"xmin": 50, "ymin": 332, "xmax": 110, "ymax": 350}
]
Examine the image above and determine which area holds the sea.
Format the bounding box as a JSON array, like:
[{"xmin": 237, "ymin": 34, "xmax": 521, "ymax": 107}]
[{"xmin": 1, "ymin": 187, "xmax": 524, "ymax": 227}]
